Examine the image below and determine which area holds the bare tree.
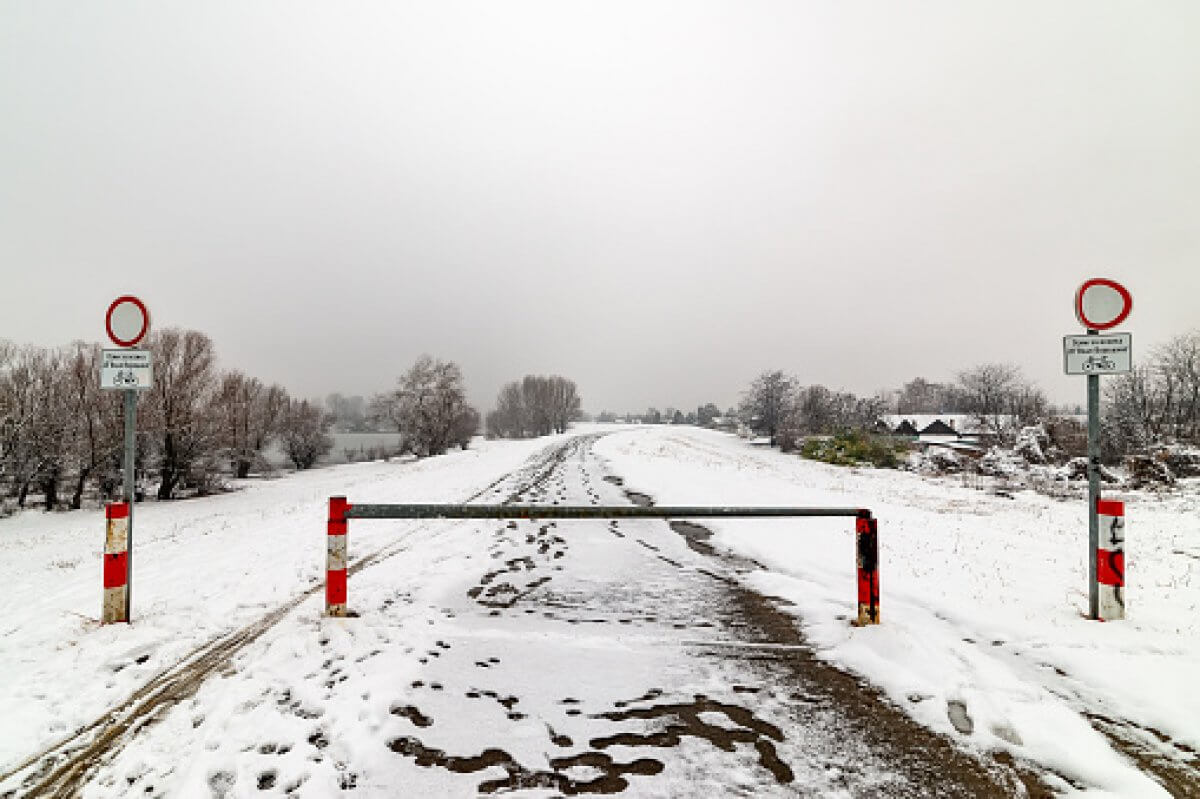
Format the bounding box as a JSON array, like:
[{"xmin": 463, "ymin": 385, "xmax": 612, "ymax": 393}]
[
  {"xmin": 326, "ymin": 393, "xmax": 368, "ymax": 432},
  {"xmin": 895, "ymin": 377, "xmax": 966, "ymax": 414},
  {"xmin": 0, "ymin": 345, "xmax": 45, "ymax": 507},
  {"xmin": 144, "ymin": 328, "xmax": 220, "ymax": 499},
  {"xmin": 486, "ymin": 381, "xmax": 527, "ymax": 438},
  {"xmin": 64, "ymin": 343, "xmax": 123, "ymax": 508},
  {"xmin": 777, "ymin": 385, "xmax": 889, "ymax": 451},
  {"xmin": 487, "ymin": 375, "xmax": 581, "ymax": 438},
  {"xmin": 372, "ymin": 356, "xmax": 477, "ymax": 457},
  {"xmin": 1102, "ymin": 329, "xmax": 1200, "ymax": 458},
  {"xmin": 450, "ymin": 406, "xmax": 481, "ymax": 449},
  {"xmin": 27, "ymin": 349, "xmax": 72, "ymax": 509},
  {"xmin": 1157, "ymin": 330, "xmax": 1200, "ymax": 442},
  {"xmin": 957, "ymin": 363, "xmax": 1017, "ymax": 439},
  {"xmin": 213, "ymin": 371, "xmax": 289, "ymax": 478},
  {"xmin": 740, "ymin": 371, "xmax": 796, "ymax": 445},
  {"xmin": 546, "ymin": 376, "xmax": 581, "ymax": 434},
  {"xmin": 0, "ymin": 346, "xmax": 75, "ymax": 508},
  {"xmin": 523, "ymin": 376, "xmax": 554, "ymax": 436}
]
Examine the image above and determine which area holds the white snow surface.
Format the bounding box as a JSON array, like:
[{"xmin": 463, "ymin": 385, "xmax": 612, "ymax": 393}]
[
  {"xmin": 593, "ymin": 427, "xmax": 1200, "ymax": 797},
  {"xmin": 0, "ymin": 434, "xmax": 559, "ymax": 796},
  {"xmin": 0, "ymin": 425, "xmax": 1196, "ymax": 796}
]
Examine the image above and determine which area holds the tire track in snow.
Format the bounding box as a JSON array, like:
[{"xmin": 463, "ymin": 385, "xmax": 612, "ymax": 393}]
[{"xmin": 0, "ymin": 436, "xmax": 597, "ymax": 798}]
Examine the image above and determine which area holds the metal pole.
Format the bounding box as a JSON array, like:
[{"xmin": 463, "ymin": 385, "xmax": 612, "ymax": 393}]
[
  {"xmin": 344, "ymin": 504, "xmax": 868, "ymax": 520},
  {"xmin": 124, "ymin": 388, "xmax": 136, "ymax": 622},
  {"xmin": 1086, "ymin": 328, "xmax": 1100, "ymax": 620},
  {"xmin": 327, "ymin": 496, "xmax": 349, "ymax": 617},
  {"xmin": 855, "ymin": 511, "xmax": 880, "ymax": 625}
]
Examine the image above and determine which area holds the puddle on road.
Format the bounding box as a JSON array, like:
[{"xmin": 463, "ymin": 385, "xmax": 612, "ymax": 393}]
[
  {"xmin": 589, "ymin": 694, "xmax": 795, "ymax": 785},
  {"xmin": 667, "ymin": 520, "xmax": 716, "ymax": 557},
  {"xmin": 386, "ymin": 690, "xmax": 795, "ymax": 794},
  {"xmin": 623, "ymin": 490, "xmax": 653, "ymax": 507},
  {"xmin": 387, "ymin": 736, "xmax": 664, "ymax": 795}
]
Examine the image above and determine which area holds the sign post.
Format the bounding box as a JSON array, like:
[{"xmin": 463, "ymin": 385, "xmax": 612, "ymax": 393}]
[
  {"xmin": 101, "ymin": 295, "xmax": 151, "ymax": 623},
  {"xmin": 1069, "ymin": 278, "xmax": 1132, "ymax": 620}
]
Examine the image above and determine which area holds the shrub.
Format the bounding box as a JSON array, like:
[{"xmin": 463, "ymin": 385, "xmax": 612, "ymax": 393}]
[{"xmin": 799, "ymin": 431, "xmax": 909, "ymax": 468}]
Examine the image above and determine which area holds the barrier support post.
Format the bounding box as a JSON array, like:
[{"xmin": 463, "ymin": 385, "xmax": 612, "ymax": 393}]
[
  {"xmin": 327, "ymin": 496, "xmax": 350, "ymax": 617},
  {"xmin": 855, "ymin": 511, "xmax": 880, "ymax": 626},
  {"xmin": 102, "ymin": 502, "xmax": 130, "ymax": 623},
  {"xmin": 1096, "ymin": 499, "xmax": 1126, "ymax": 620}
]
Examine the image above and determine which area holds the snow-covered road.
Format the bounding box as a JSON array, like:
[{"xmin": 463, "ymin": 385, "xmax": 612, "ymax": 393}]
[{"xmin": 2, "ymin": 427, "xmax": 1197, "ymax": 797}]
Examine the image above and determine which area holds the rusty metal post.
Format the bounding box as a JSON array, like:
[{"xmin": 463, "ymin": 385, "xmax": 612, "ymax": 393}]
[
  {"xmin": 855, "ymin": 511, "xmax": 880, "ymax": 625},
  {"xmin": 327, "ymin": 496, "xmax": 349, "ymax": 616},
  {"xmin": 102, "ymin": 501, "xmax": 130, "ymax": 623}
]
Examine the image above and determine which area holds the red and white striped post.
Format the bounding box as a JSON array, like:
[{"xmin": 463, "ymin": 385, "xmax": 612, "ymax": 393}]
[
  {"xmin": 855, "ymin": 512, "xmax": 880, "ymax": 625},
  {"xmin": 1096, "ymin": 499, "xmax": 1125, "ymax": 620},
  {"xmin": 102, "ymin": 502, "xmax": 130, "ymax": 624},
  {"xmin": 327, "ymin": 496, "xmax": 350, "ymax": 617}
]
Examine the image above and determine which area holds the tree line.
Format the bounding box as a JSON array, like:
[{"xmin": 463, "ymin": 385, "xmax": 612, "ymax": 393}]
[
  {"xmin": 740, "ymin": 365, "xmax": 1053, "ymax": 451},
  {"xmin": 485, "ymin": 375, "xmax": 581, "ymax": 439},
  {"xmin": 594, "ymin": 404, "xmax": 734, "ymax": 426},
  {"xmin": 737, "ymin": 328, "xmax": 1200, "ymax": 463},
  {"xmin": 1, "ymin": 330, "xmax": 587, "ymax": 511},
  {"xmin": 0, "ymin": 329, "xmax": 335, "ymax": 510},
  {"xmin": 1102, "ymin": 330, "xmax": 1200, "ymax": 459}
]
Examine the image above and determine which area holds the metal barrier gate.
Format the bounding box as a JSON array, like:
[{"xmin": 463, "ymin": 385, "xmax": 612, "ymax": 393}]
[{"xmin": 326, "ymin": 498, "xmax": 880, "ymax": 625}]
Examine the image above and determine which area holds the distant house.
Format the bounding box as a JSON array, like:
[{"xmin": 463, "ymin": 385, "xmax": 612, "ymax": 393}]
[
  {"xmin": 877, "ymin": 414, "xmax": 990, "ymax": 455},
  {"xmin": 919, "ymin": 420, "xmax": 957, "ymax": 437},
  {"xmin": 710, "ymin": 416, "xmax": 739, "ymax": 433}
]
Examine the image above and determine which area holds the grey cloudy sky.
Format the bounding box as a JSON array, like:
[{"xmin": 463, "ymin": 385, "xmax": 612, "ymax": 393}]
[{"xmin": 2, "ymin": 2, "xmax": 1198, "ymax": 413}]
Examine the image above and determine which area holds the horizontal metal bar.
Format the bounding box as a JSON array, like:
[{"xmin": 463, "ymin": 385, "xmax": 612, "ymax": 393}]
[{"xmin": 344, "ymin": 504, "xmax": 868, "ymax": 520}]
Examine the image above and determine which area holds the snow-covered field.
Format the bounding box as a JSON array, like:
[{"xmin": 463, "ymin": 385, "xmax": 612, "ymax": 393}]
[
  {"xmin": 594, "ymin": 426, "xmax": 1200, "ymax": 796},
  {"xmin": 0, "ymin": 434, "xmax": 558, "ymax": 796},
  {"xmin": 0, "ymin": 425, "xmax": 1197, "ymax": 796}
]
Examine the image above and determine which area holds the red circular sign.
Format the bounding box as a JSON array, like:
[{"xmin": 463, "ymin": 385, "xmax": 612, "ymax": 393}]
[
  {"xmin": 105, "ymin": 295, "xmax": 151, "ymax": 347},
  {"xmin": 1075, "ymin": 278, "xmax": 1132, "ymax": 331}
]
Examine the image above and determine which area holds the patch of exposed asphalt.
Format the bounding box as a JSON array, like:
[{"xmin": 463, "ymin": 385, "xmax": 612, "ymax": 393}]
[
  {"xmin": 648, "ymin": 508, "xmax": 1059, "ymax": 796},
  {"xmin": 1081, "ymin": 710, "xmax": 1200, "ymax": 797}
]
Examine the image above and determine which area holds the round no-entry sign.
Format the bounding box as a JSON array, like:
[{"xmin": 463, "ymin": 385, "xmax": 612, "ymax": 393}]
[
  {"xmin": 106, "ymin": 295, "xmax": 151, "ymax": 348},
  {"xmin": 1076, "ymin": 278, "xmax": 1132, "ymax": 331}
]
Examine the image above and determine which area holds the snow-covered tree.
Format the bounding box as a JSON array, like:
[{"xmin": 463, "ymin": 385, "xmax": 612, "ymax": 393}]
[
  {"xmin": 372, "ymin": 356, "xmax": 477, "ymax": 457},
  {"xmin": 279, "ymin": 398, "xmax": 334, "ymax": 469},
  {"xmin": 1102, "ymin": 330, "xmax": 1200, "ymax": 459},
  {"xmin": 740, "ymin": 371, "xmax": 796, "ymax": 445},
  {"xmin": 956, "ymin": 363, "xmax": 1045, "ymax": 442}
]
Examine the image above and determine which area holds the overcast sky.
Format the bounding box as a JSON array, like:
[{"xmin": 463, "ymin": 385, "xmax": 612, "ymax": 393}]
[{"xmin": 2, "ymin": 2, "xmax": 1198, "ymax": 413}]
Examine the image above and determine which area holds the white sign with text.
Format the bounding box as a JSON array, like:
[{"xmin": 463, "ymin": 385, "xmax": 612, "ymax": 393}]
[
  {"xmin": 101, "ymin": 349, "xmax": 153, "ymax": 390},
  {"xmin": 1063, "ymin": 333, "xmax": 1132, "ymax": 375}
]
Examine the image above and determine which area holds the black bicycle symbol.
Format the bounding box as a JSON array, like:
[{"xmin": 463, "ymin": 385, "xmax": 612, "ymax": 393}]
[{"xmin": 1082, "ymin": 355, "xmax": 1115, "ymax": 371}]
